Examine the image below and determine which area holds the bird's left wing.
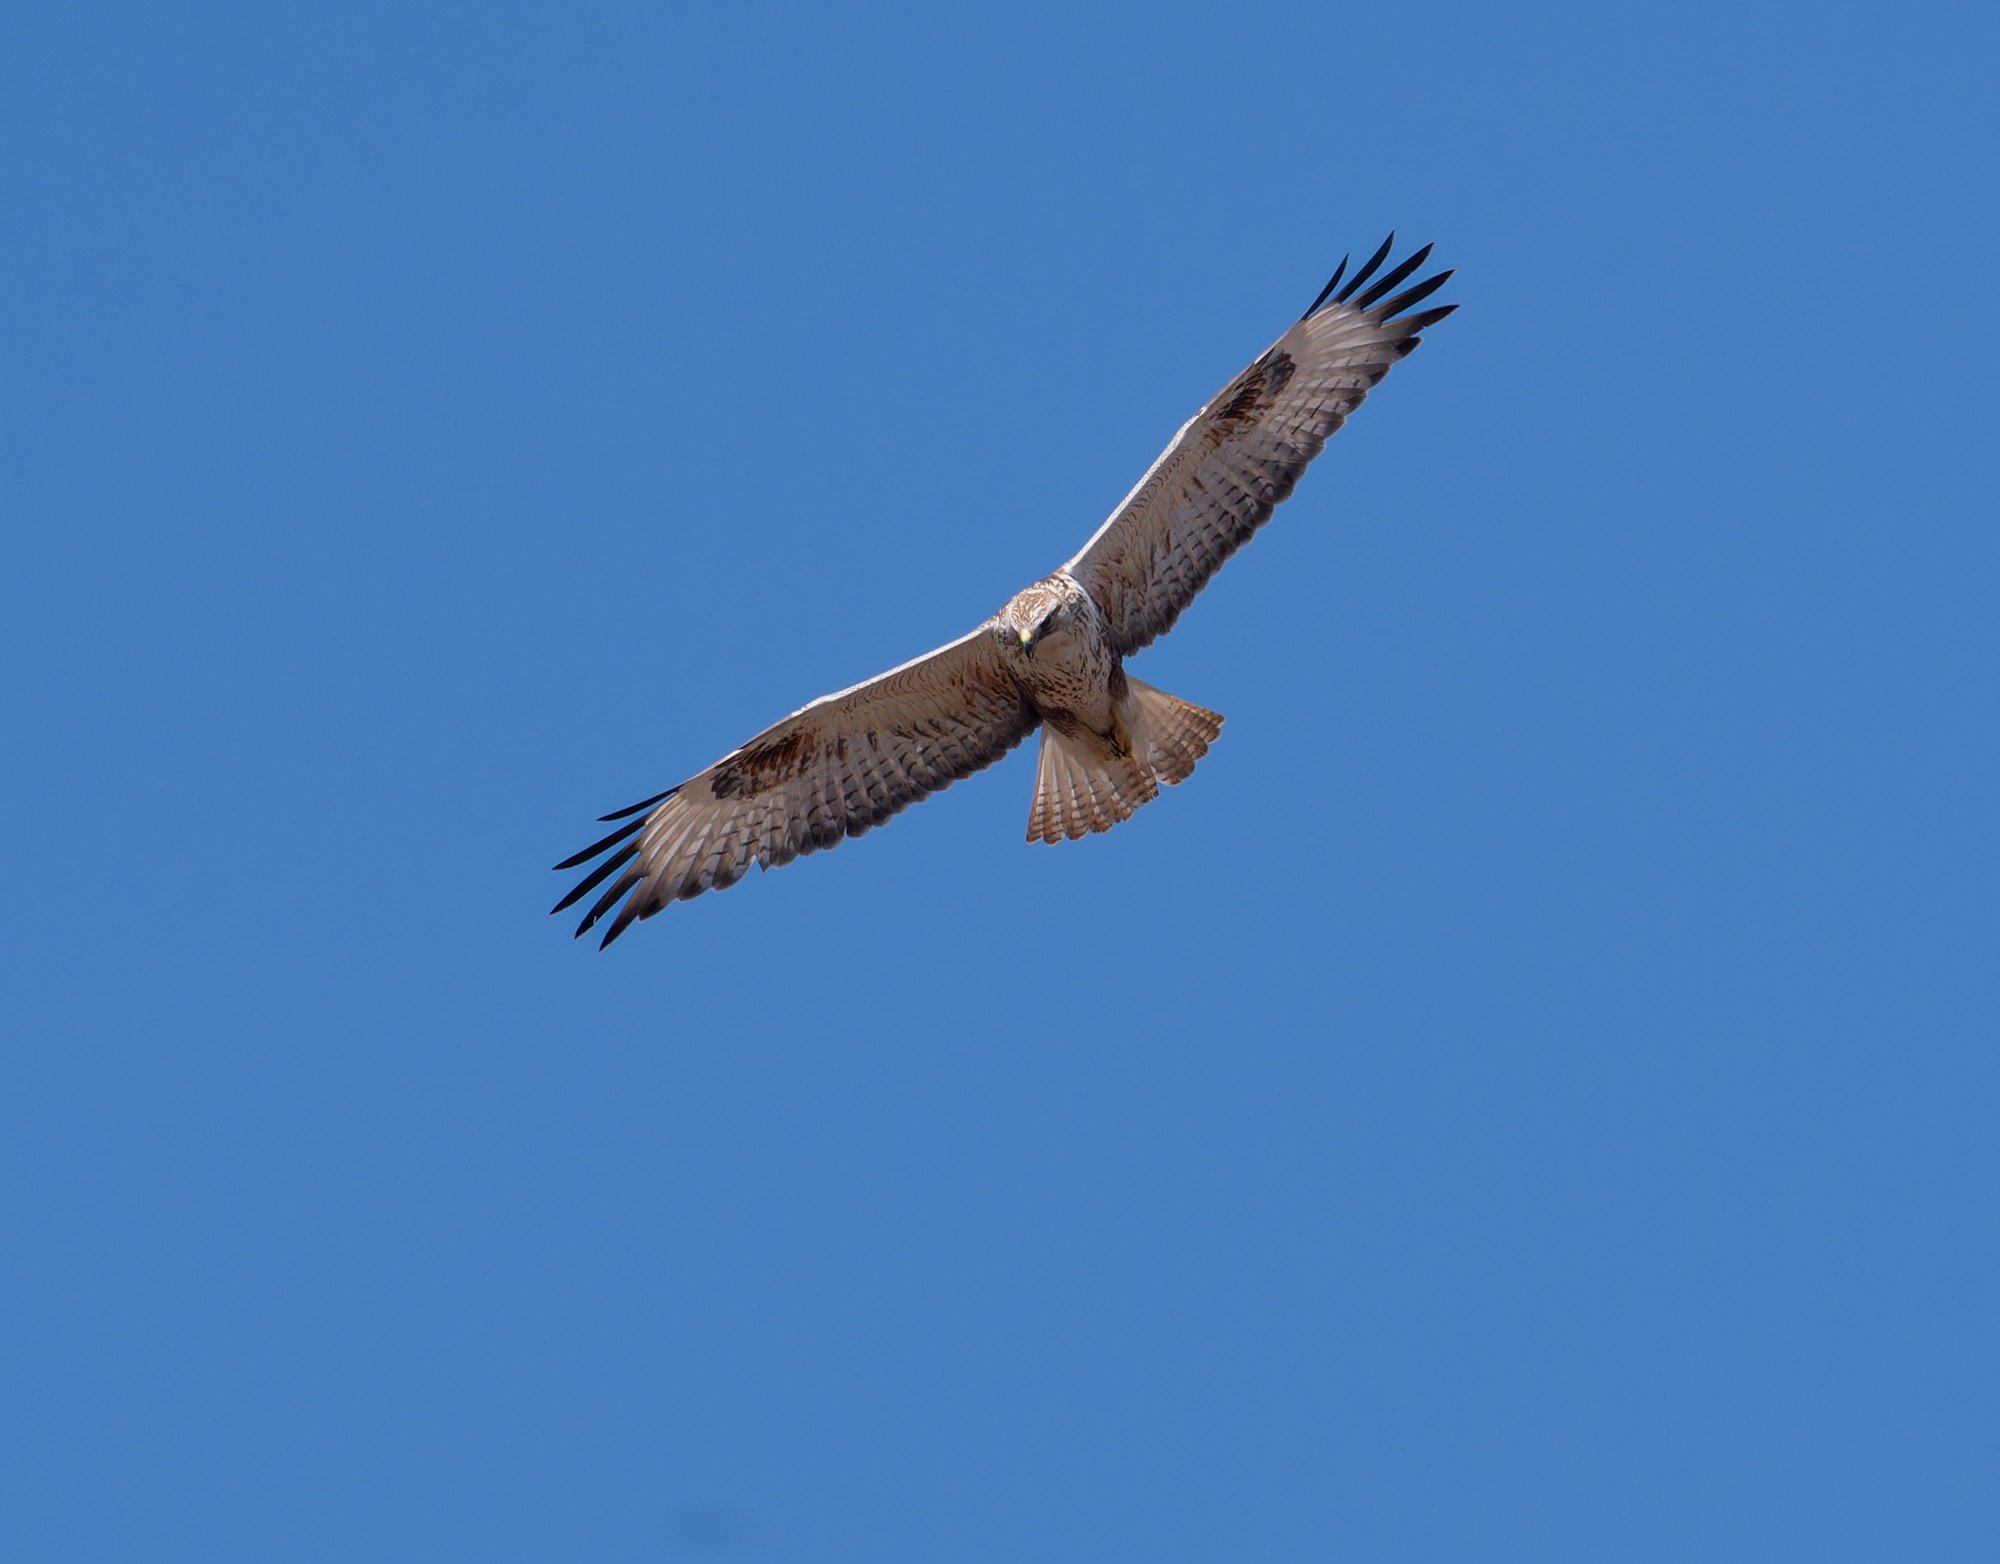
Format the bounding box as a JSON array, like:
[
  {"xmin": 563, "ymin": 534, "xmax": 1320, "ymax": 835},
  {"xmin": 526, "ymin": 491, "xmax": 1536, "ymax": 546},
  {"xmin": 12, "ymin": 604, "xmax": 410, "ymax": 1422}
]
[
  {"xmin": 553, "ymin": 626, "xmax": 1036, "ymax": 946},
  {"xmin": 1065, "ymin": 236, "xmax": 1455, "ymax": 657}
]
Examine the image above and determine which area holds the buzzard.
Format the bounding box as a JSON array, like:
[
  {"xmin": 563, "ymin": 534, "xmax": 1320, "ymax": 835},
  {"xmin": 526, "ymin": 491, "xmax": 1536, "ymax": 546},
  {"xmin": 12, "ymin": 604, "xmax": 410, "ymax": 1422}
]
[{"xmin": 555, "ymin": 236, "xmax": 1454, "ymax": 945}]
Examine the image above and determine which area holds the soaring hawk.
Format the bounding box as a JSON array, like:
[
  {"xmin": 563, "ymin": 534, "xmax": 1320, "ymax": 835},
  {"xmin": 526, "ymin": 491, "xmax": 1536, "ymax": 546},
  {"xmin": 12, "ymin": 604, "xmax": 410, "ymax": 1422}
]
[{"xmin": 555, "ymin": 236, "xmax": 1455, "ymax": 945}]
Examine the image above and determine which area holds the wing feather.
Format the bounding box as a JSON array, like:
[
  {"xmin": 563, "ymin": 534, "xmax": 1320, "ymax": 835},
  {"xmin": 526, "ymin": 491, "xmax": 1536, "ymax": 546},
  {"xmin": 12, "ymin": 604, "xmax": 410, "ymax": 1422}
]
[
  {"xmin": 1066, "ymin": 237, "xmax": 1455, "ymax": 656},
  {"xmin": 553, "ymin": 626, "xmax": 1036, "ymax": 944}
]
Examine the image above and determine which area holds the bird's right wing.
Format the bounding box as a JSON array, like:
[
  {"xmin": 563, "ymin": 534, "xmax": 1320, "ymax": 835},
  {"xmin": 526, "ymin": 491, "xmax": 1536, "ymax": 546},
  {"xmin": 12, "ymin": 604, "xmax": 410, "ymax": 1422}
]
[
  {"xmin": 552, "ymin": 626, "xmax": 1036, "ymax": 945},
  {"xmin": 1065, "ymin": 236, "xmax": 1455, "ymax": 656}
]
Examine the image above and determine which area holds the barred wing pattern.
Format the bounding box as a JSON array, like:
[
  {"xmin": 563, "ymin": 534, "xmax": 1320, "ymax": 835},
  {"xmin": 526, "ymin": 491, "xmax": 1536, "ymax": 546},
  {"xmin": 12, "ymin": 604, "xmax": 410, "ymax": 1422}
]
[
  {"xmin": 1065, "ymin": 236, "xmax": 1455, "ymax": 656},
  {"xmin": 553, "ymin": 628, "xmax": 1036, "ymax": 946}
]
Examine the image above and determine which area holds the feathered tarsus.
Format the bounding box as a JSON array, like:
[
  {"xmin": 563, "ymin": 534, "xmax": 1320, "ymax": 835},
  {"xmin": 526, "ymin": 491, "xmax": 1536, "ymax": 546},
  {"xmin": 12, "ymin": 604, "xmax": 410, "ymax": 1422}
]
[{"xmin": 555, "ymin": 237, "xmax": 1455, "ymax": 945}]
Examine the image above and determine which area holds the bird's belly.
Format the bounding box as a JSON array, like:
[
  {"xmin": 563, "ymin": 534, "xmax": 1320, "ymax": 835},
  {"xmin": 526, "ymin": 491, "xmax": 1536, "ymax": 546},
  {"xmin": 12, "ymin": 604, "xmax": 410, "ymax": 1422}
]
[{"xmin": 1021, "ymin": 641, "xmax": 1120, "ymax": 743}]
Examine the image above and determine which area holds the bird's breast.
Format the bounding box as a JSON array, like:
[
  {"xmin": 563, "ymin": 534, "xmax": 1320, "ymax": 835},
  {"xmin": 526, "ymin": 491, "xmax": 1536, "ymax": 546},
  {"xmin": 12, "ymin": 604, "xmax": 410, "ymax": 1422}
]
[{"xmin": 1016, "ymin": 624, "xmax": 1117, "ymax": 729}]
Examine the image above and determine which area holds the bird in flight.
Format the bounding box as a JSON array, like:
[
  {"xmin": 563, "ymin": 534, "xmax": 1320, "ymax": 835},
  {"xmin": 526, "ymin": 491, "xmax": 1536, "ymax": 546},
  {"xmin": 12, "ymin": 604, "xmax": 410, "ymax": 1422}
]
[{"xmin": 554, "ymin": 235, "xmax": 1455, "ymax": 946}]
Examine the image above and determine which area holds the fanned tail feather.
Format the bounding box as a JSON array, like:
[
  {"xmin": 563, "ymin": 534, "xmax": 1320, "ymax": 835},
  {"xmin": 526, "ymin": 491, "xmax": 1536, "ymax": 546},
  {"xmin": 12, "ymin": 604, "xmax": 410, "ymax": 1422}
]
[
  {"xmin": 1027, "ymin": 727, "xmax": 1157, "ymax": 843},
  {"xmin": 1126, "ymin": 677, "xmax": 1223, "ymax": 786},
  {"xmin": 1025, "ymin": 680, "xmax": 1224, "ymax": 843}
]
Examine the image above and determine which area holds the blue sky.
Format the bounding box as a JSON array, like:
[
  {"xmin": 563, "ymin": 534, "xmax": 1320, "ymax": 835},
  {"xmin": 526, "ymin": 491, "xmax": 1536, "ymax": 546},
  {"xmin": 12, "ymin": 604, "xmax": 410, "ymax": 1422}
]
[{"xmin": 4, "ymin": 1, "xmax": 1995, "ymax": 1558}]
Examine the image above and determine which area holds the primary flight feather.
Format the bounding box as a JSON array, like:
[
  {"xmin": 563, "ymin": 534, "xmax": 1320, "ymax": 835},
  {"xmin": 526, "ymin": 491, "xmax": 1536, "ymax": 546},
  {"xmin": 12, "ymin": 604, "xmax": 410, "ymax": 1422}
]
[{"xmin": 554, "ymin": 236, "xmax": 1455, "ymax": 946}]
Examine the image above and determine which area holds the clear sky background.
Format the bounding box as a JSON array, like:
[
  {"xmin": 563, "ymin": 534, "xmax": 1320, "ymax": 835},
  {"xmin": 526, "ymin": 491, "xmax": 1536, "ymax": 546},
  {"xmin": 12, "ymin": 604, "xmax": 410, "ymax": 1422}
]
[{"xmin": 4, "ymin": 2, "xmax": 1995, "ymax": 1559}]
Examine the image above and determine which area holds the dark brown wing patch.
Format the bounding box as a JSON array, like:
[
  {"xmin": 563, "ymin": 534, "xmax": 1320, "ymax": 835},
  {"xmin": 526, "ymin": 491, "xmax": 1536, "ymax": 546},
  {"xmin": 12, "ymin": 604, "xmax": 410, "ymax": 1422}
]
[
  {"xmin": 710, "ymin": 728, "xmax": 816, "ymax": 799},
  {"xmin": 1208, "ymin": 350, "xmax": 1296, "ymax": 440}
]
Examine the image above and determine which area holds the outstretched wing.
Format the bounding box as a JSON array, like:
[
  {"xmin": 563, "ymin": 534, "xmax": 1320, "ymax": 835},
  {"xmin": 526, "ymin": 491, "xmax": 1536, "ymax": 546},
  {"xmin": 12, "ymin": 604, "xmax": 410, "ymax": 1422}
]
[
  {"xmin": 551, "ymin": 627, "xmax": 1036, "ymax": 946},
  {"xmin": 1065, "ymin": 236, "xmax": 1455, "ymax": 656}
]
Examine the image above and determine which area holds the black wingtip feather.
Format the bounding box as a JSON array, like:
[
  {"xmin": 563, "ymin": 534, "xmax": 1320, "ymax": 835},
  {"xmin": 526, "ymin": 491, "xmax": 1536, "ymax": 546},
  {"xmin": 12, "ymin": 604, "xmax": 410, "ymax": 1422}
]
[
  {"xmin": 597, "ymin": 786, "xmax": 676, "ymax": 823},
  {"xmin": 1335, "ymin": 233, "xmax": 1396, "ymax": 302},
  {"xmin": 551, "ymin": 814, "xmax": 648, "ymax": 872},
  {"xmin": 574, "ymin": 868, "xmax": 640, "ymax": 939},
  {"xmin": 1308, "ymin": 238, "xmax": 1460, "ymax": 323},
  {"xmin": 1379, "ymin": 268, "xmax": 1452, "ymax": 320},
  {"xmin": 599, "ymin": 893, "xmax": 656, "ymax": 950},
  {"xmin": 551, "ymin": 841, "xmax": 641, "ymax": 915},
  {"xmin": 1399, "ymin": 303, "xmax": 1458, "ymax": 334},
  {"xmin": 1353, "ymin": 242, "xmax": 1433, "ymax": 311},
  {"xmin": 1302, "ymin": 254, "xmax": 1349, "ymax": 318}
]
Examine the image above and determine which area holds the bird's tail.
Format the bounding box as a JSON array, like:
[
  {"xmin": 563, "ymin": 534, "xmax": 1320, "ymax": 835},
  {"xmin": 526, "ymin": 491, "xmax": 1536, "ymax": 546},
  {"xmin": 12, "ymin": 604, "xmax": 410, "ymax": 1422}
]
[
  {"xmin": 1025, "ymin": 680, "xmax": 1223, "ymax": 844},
  {"xmin": 1125, "ymin": 676, "xmax": 1224, "ymax": 787}
]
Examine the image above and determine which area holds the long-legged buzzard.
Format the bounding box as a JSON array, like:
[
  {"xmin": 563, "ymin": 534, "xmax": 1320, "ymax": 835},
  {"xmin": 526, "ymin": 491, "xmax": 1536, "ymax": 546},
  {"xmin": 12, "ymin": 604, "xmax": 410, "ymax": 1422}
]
[{"xmin": 555, "ymin": 237, "xmax": 1455, "ymax": 945}]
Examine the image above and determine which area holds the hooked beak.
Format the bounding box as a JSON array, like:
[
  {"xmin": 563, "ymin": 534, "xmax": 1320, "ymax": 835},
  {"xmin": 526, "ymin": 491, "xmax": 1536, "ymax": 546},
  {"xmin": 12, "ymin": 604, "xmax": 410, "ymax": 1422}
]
[{"xmin": 1018, "ymin": 629, "xmax": 1036, "ymax": 659}]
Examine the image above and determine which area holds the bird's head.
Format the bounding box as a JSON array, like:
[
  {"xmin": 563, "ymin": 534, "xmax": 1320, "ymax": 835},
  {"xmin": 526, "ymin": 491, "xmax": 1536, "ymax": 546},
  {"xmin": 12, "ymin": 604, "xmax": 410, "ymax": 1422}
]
[{"xmin": 998, "ymin": 584, "xmax": 1070, "ymax": 660}]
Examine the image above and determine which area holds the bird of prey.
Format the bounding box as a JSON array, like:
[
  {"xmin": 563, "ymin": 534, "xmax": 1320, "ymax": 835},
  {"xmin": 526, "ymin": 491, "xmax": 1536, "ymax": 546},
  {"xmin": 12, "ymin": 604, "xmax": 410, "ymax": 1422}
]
[{"xmin": 554, "ymin": 235, "xmax": 1454, "ymax": 946}]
